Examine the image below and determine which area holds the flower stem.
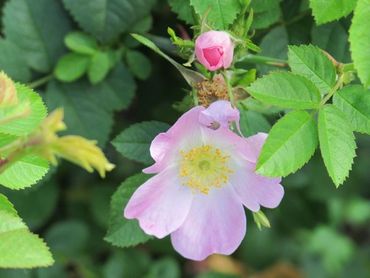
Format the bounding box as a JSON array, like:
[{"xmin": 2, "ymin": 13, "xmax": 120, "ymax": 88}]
[
  {"xmin": 221, "ymin": 71, "xmax": 234, "ymax": 105},
  {"xmin": 342, "ymin": 63, "xmax": 355, "ymax": 72},
  {"xmin": 28, "ymin": 74, "xmax": 54, "ymax": 89},
  {"xmin": 320, "ymin": 74, "xmax": 345, "ymax": 107},
  {"xmin": 236, "ymin": 54, "xmax": 288, "ymax": 67}
]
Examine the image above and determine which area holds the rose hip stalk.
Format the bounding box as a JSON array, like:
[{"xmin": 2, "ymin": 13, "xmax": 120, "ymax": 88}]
[
  {"xmin": 124, "ymin": 101, "xmax": 284, "ymax": 261},
  {"xmin": 195, "ymin": 31, "xmax": 234, "ymax": 71}
]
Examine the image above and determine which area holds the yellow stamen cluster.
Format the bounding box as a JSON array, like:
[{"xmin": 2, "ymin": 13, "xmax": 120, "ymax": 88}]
[{"xmin": 179, "ymin": 145, "xmax": 233, "ymax": 194}]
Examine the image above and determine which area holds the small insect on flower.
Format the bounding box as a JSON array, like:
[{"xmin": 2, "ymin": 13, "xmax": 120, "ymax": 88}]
[
  {"xmin": 195, "ymin": 31, "xmax": 234, "ymax": 71},
  {"xmin": 124, "ymin": 101, "xmax": 284, "ymax": 261}
]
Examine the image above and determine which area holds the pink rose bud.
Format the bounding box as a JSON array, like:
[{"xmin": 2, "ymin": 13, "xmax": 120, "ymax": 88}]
[{"xmin": 195, "ymin": 31, "xmax": 234, "ymax": 71}]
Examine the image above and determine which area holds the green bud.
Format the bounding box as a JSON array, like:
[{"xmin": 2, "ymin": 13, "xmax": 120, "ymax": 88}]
[{"xmin": 253, "ymin": 210, "xmax": 271, "ymax": 230}]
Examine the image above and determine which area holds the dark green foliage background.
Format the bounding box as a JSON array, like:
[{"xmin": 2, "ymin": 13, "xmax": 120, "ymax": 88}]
[{"xmin": 0, "ymin": 0, "xmax": 369, "ymax": 277}]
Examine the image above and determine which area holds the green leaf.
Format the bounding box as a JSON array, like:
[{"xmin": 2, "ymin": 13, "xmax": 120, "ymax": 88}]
[
  {"xmin": 288, "ymin": 45, "xmax": 336, "ymax": 95},
  {"xmin": 333, "ymin": 85, "xmax": 370, "ymax": 134},
  {"xmin": 64, "ymin": 32, "xmax": 98, "ymax": 55},
  {"xmin": 168, "ymin": 0, "xmax": 195, "ymax": 25},
  {"xmin": 309, "ymin": 0, "xmax": 358, "ymax": 25},
  {"xmin": 0, "ymin": 203, "xmax": 53, "ymax": 268},
  {"xmin": 45, "ymin": 220, "xmax": 89, "ymax": 256},
  {"xmin": 55, "ymin": 53, "xmax": 90, "ymax": 82},
  {"xmin": 247, "ymin": 72, "xmax": 322, "ymax": 109},
  {"xmin": 126, "ymin": 50, "xmax": 152, "ymax": 80},
  {"xmin": 147, "ymin": 257, "xmax": 181, "ymax": 278},
  {"xmin": 131, "ymin": 34, "xmax": 205, "ymax": 86},
  {"xmin": 190, "ymin": 0, "xmax": 241, "ymax": 29},
  {"xmin": 3, "ymin": 0, "xmax": 72, "ymax": 72},
  {"xmin": 318, "ymin": 105, "xmax": 356, "ymax": 186},
  {"xmin": 46, "ymin": 64, "xmax": 135, "ymax": 146},
  {"xmin": 130, "ymin": 16, "xmax": 153, "ymax": 33},
  {"xmin": 105, "ymin": 174, "xmax": 152, "ymax": 247},
  {"xmin": 0, "ymin": 39, "xmax": 31, "ymax": 82},
  {"xmin": 349, "ymin": 0, "xmax": 370, "ymax": 87},
  {"xmin": 0, "ymin": 194, "xmax": 17, "ymax": 215},
  {"xmin": 0, "ymin": 84, "xmax": 47, "ymax": 136},
  {"xmin": 252, "ymin": 8, "xmax": 281, "ymax": 30},
  {"xmin": 1, "ymin": 181, "xmax": 58, "ymax": 229},
  {"xmin": 112, "ymin": 121, "xmax": 170, "ymax": 165},
  {"xmin": 90, "ymin": 185, "xmax": 115, "ymax": 228},
  {"xmin": 103, "ymin": 250, "xmax": 151, "ymax": 278},
  {"xmin": 45, "ymin": 80, "xmax": 113, "ymax": 146},
  {"xmin": 0, "ymin": 229, "xmax": 53, "ymax": 268},
  {"xmin": 88, "ymin": 51, "xmax": 111, "ymax": 84},
  {"xmin": 311, "ymin": 22, "xmax": 351, "ymax": 63},
  {"xmin": 0, "ymin": 154, "xmax": 49, "ymax": 190},
  {"xmin": 251, "ymin": 0, "xmax": 282, "ymax": 30},
  {"xmin": 256, "ymin": 110, "xmax": 318, "ymax": 177},
  {"xmin": 62, "ymin": 0, "xmax": 156, "ymax": 42},
  {"xmin": 306, "ymin": 226, "xmax": 355, "ymax": 273},
  {"xmin": 256, "ymin": 26, "xmax": 288, "ymax": 75},
  {"xmin": 251, "ymin": 0, "xmax": 282, "ymax": 12},
  {"xmin": 239, "ymin": 110, "xmax": 271, "ymax": 137}
]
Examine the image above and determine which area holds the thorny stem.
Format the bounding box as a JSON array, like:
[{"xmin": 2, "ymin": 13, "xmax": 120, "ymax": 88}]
[{"xmin": 28, "ymin": 74, "xmax": 54, "ymax": 89}]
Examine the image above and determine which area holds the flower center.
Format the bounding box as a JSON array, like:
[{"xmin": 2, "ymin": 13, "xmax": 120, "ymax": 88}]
[{"xmin": 179, "ymin": 145, "xmax": 233, "ymax": 194}]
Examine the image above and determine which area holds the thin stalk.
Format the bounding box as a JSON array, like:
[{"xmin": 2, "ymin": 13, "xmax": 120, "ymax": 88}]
[
  {"xmin": 320, "ymin": 74, "xmax": 345, "ymax": 106},
  {"xmin": 28, "ymin": 74, "xmax": 53, "ymax": 89},
  {"xmin": 0, "ymin": 138, "xmax": 25, "ymax": 155},
  {"xmin": 222, "ymin": 71, "xmax": 234, "ymax": 105},
  {"xmin": 342, "ymin": 63, "xmax": 355, "ymax": 72},
  {"xmin": 192, "ymin": 88, "xmax": 199, "ymax": 106}
]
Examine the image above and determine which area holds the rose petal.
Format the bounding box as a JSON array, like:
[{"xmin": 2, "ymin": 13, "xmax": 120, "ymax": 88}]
[
  {"xmin": 195, "ymin": 31, "xmax": 234, "ymax": 71},
  {"xmin": 171, "ymin": 186, "xmax": 246, "ymax": 261},
  {"xmin": 203, "ymin": 47, "xmax": 223, "ymax": 67},
  {"xmin": 199, "ymin": 100, "xmax": 240, "ymax": 130},
  {"xmin": 143, "ymin": 133, "xmax": 172, "ymax": 174},
  {"xmin": 245, "ymin": 133, "xmax": 268, "ymax": 163},
  {"xmin": 124, "ymin": 168, "xmax": 193, "ymax": 239},
  {"xmin": 231, "ymin": 162, "xmax": 284, "ymax": 212},
  {"xmin": 144, "ymin": 106, "xmax": 205, "ymax": 173}
]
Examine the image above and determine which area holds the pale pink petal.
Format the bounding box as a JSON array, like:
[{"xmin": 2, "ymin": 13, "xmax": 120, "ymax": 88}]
[
  {"xmin": 231, "ymin": 162, "xmax": 284, "ymax": 212},
  {"xmin": 124, "ymin": 169, "xmax": 193, "ymax": 239},
  {"xmin": 143, "ymin": 133, "xmax": 172, "ymax": 174},
  {"xmin": 199, "ymin": 100, "xmax": 240, "ymax": 129},
  {"xmin": 222, "ymin": 41, "xmax": 234, "ymax": 68},
  {"xmin": 245, "ymin": 133, "xmax": 268, "ymax": 163},
  {"xmin": 144, "ymin": 106, "xmax": 205, "ymax": 174},
  {"xmin": 171, "ymin": 186, "xmax": 246, "ymax": 261},
  {"xmin": 201, "ymin": 126, "xmax": 259, "ymax": 163}
]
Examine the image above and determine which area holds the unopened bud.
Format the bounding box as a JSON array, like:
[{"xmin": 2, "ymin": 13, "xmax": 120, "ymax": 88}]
[
  {"xmin": 253, "ymin": 210, "xmax": 271, "ymax": 230},
  {"xmin": 195, "ymin": 31, "xmax": 234, "ymax": 71},
  {"xmin": 42, "ymin": 108, "xmax": 66, "ymax": 134},
  {"xmin": 51, "ymin": 136, "xmax": 115, "ymax": 177}
]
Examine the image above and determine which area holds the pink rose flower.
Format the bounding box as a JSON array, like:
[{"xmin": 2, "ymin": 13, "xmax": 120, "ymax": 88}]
[
  {"xmin": 124, "ymin": 101, "xmax": 284, "ymax": 261},
  {"xmin": 195, "ymin": 31, "xmax": 234, "ymax": 71}
]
